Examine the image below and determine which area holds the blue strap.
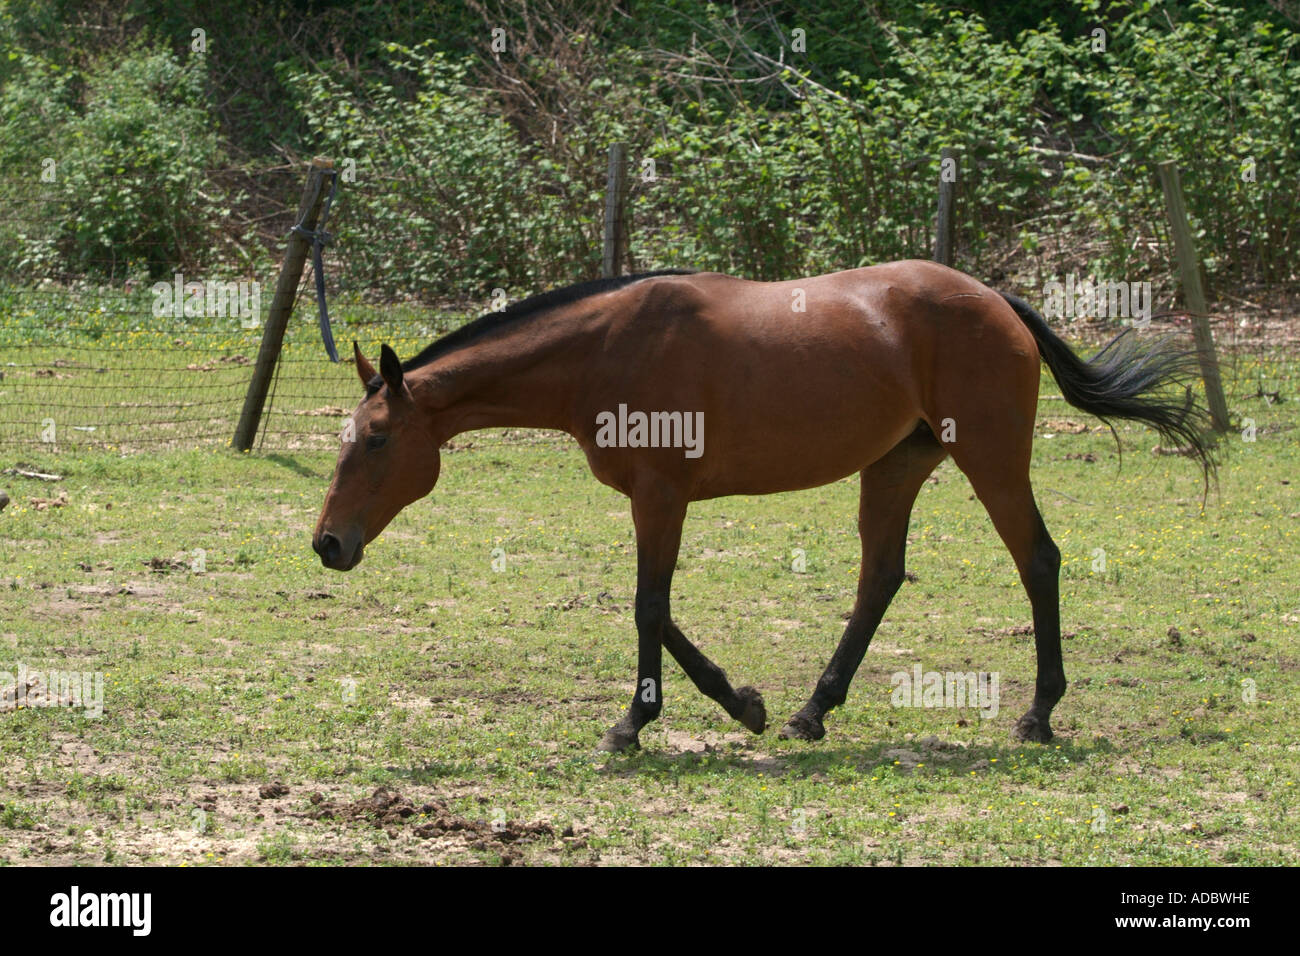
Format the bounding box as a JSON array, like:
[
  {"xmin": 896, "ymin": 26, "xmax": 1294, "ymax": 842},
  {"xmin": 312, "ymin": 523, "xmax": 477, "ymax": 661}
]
[{"xmin": 290, "ymin": 169, "xmax": 340, "ymax": 362}]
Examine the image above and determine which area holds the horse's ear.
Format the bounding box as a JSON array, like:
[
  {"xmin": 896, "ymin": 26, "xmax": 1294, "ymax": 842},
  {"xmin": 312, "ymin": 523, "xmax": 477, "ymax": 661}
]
[
  {"xmin": 379, "ymin": 343, "xmax": 405, "ymax": 396},
  {"xmin": 354, "ymin": 341, "xmax": 377, "ymax": 389}
]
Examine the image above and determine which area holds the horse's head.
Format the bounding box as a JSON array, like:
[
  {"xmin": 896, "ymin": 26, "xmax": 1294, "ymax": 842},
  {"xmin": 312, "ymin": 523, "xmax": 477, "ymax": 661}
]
[{"xmin": 313, "ymin": 342, "xmax": 441, "ymax": 570}]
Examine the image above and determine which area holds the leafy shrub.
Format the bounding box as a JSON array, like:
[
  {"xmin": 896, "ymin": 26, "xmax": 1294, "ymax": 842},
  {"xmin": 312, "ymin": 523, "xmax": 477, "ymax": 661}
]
[
  {"xmin": 1033, "ymin": 3, "xmax": 1300, "ymax": 287},
  {"xmin": 1, "ymin": 1, "xmax": 1296, "ymax": 300},
  {"xmin": 288, "ymin": 43, "xmax": 612, "ymax": 301},
  {"xmin": 0, "ymin": 43, "xmax": 227, "ymax": 282}
]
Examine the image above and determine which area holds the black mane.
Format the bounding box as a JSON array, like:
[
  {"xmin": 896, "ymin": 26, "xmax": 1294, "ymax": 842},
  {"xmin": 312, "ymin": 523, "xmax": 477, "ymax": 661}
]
[{"xmin": 404, "ymin": 269, "xmax": 695, "ymax": 373}]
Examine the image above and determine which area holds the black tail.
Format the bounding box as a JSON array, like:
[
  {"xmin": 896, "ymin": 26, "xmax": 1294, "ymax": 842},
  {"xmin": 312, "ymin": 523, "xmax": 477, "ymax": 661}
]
[{"xmin": 999, "ymin": 292, "xmax": 1216, "ymax": 486}]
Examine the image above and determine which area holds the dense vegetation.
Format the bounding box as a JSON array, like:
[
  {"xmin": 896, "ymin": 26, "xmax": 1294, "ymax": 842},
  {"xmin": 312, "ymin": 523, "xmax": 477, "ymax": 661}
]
[{"xmin": 1, "ymin": 0, "xmax": 1296, "ymax": 301}]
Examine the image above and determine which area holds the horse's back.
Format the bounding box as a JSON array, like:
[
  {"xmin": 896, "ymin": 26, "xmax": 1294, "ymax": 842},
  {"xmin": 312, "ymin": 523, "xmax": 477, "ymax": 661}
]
[{"xmin": 575, "ymin": 262, "xmax": 1039, "ymax": 498}]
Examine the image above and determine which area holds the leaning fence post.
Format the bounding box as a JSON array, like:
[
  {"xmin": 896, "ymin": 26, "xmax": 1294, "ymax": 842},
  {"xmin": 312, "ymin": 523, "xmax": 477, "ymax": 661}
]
[
  {"xmin": 933, "ymin": 146, "xmax": 957, "ymax": 267},
  {"xmin": 232, "ymin": 156, "xmax": 334, "ymax": 452},
  {"xmin": 602, "ymin": 143, "xmax": 628, "ymax": 278},
  {"xmin": 1156, "ymin": 160, "xmax": 1230, "ymax": 433}
]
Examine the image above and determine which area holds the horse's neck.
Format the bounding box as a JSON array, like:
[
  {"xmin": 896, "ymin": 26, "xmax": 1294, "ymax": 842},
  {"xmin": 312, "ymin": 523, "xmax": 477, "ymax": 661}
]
[{"xmin": 414, "ymin": 320, "xmax": 585, "ymax": 439}]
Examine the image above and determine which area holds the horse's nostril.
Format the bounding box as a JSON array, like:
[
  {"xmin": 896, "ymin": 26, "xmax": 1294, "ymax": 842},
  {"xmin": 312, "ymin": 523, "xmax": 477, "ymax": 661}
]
[{"xmin": 316, "ymin": 532, "xmax": 342, "ymax": 565}]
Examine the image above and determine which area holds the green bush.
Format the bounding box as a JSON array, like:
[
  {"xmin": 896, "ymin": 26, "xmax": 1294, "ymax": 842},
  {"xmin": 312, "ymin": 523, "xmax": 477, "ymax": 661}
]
[
  {"xmin": 0, "ymin": 49, "xmax": 74, "ymax": 278},
  {"xmin": 288, "ymin": 43, "xmax": 612, "ymax": 301},
  {"xmin": 57, "ymin": 45, "xmax": 226, "ymax": 280},
  {"xmin": 0, "ymin": 43, "xmax": 226, "ymax": 282},
  {"xmin": 1, "ymin": 1, "xmax": 1296, "ymax": 299},
  {"xmin": 634, "ymin": 11, "xmax": 1046, "ymax": 279},
  {"xmin": 1033, "ymin": 3, "xmax": 1300, "ymax": 286}
]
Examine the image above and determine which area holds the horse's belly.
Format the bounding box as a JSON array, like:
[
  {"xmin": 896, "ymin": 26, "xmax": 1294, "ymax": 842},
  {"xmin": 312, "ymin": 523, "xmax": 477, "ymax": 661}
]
[
  {"xmin": 579, "ymin": 299, "xmax": 924, "ymax": 499},
  {"xmin": 690, "ymin": 379, "xmax": 921, "ymax": 497}
]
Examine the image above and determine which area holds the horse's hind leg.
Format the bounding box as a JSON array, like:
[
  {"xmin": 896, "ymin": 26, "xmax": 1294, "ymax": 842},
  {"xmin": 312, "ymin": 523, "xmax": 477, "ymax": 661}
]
[
  {"xmin": 946, "ymin": 431, "xmax": 1065, "ymax": 743},
  {"xmin": 781, "ymin": 424, "xmax": 947, "ymax": 741}
]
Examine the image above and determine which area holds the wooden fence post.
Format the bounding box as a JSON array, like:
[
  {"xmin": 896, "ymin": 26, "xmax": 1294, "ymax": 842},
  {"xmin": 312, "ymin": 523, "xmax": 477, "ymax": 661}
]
[
  {"xmin": 934, "ymin": 146, "xmax": 957, "ymax": 266},
  {"xmin": 232, "ymin": 157, "xmax": 334, "ymax": 451},
  {"xmin": 602, "ymin": 143, "xmax": 628, "ymax": 278},
  {"xmin": 1156, "ymin": 160, "xmax": 1230, "ymax": 433}
]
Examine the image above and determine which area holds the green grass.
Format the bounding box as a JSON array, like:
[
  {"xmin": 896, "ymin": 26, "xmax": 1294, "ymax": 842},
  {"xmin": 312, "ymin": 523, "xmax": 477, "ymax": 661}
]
[
  {"xmin": 0, "ymin": 286, "xmax": 1294, "ymax": 868},
  {"xmin": 0, "ymin": 293, "xmax": 1297, "ymax": 865}
]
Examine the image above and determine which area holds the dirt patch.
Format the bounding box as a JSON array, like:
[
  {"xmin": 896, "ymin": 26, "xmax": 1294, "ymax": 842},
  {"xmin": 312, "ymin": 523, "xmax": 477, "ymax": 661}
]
[
  {"xmin": 968, "ymin": 623, "xmax": 1034, "ymax": 638},
  {"xmin": 144, "ymin": 555, "xmax": 189, "ymax": 573},
  {"xmin": 299, "ymin": 787, "xmax": 557, "ymax": 864},
  {"xmin": 1039, "ymin": 419, "xmax": 1092, "ymax": 434}
]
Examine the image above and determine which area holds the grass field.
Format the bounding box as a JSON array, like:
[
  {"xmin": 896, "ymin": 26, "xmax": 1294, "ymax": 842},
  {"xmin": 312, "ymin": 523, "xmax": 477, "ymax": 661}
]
[{"xmin": 0, "ymin": 305, "xmax": 1297, "ymax": 865}]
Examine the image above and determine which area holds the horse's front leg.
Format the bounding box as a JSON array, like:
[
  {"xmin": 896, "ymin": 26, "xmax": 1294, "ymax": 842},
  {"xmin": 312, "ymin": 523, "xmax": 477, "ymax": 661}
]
[
  {"xmin": 598, "ymin": 483, "xmax": 766, "ymax": 752},
  {"xmin": 596, "ymin": 487, "xmax": 679, "ymax": 752}
]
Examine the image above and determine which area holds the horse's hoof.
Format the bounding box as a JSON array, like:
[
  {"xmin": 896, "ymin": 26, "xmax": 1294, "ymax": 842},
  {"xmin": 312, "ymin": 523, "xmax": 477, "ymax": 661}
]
[
  {"xmin": 1012, "ymin": 712, "xmax": 1053, "ymax": 743},
  {"xmin": 735, "ymin": 686, "xmax": 766, "ymax": 735},
  {"xmin": 597, "ymin": 726, "xmax": 641, "ymax": 753},
  {"xmin": 778, "ymin": 712, "xmax": 825, "ymax": 741}
]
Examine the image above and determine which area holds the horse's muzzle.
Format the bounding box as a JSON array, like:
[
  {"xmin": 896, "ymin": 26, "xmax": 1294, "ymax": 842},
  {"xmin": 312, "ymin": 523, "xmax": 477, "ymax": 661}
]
[{"xmin": 313, "ymin": 530, "xmax": 364, "ymax": 571}]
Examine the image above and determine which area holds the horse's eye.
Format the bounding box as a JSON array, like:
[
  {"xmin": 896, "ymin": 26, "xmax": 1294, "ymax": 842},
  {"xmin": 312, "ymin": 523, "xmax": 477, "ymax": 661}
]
[{"xmin": 366, "ymin": 433, "xmax": 388, "ymax": 451}]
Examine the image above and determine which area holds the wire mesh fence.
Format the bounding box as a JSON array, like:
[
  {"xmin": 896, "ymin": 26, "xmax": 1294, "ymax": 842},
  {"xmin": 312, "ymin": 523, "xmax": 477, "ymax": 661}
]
[
  {"xmin": 0, "ymin": 148, "xmax": 1288, "ymax": 456},
  {"xmin": 0, "ymin": 276, "xmax": 485, "ymax": 454},
  {"xmin": 0, "ymin": 146, "xmax": 884, "ymax": 455},
  {"xmin": 0, "ymin": 164, "xmax": 406, "ymax": 453}
]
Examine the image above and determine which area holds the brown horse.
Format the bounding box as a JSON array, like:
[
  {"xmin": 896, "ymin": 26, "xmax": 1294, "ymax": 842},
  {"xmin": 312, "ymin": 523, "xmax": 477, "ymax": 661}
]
[{"xmin": 313, "ymin": 260, "xmax": 1212, "ymax": 752}]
